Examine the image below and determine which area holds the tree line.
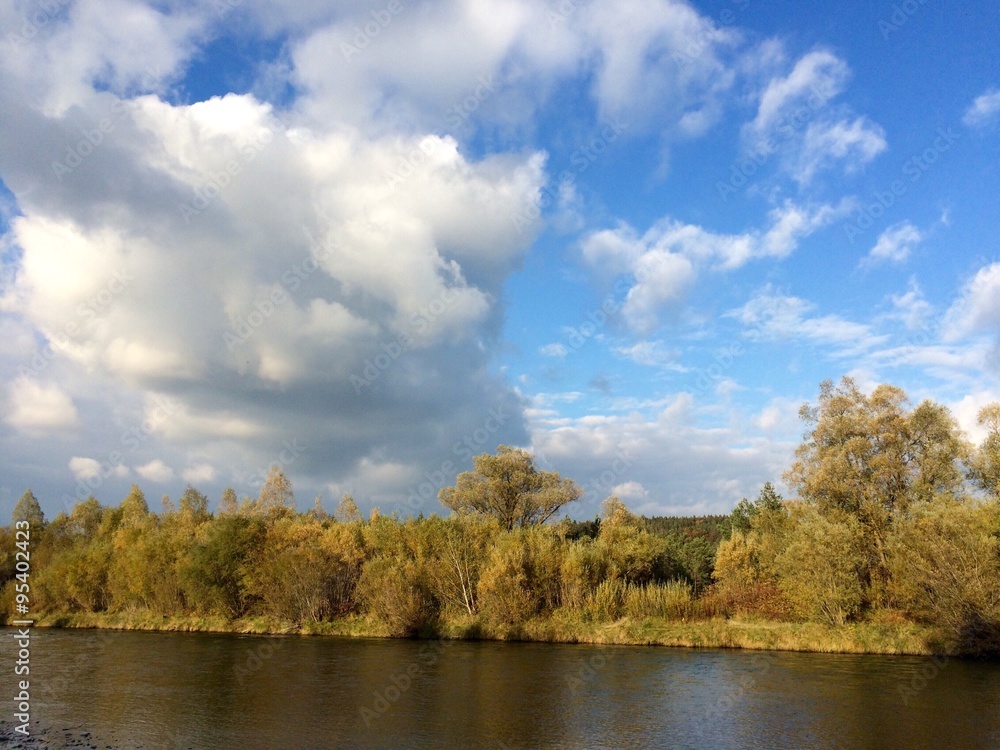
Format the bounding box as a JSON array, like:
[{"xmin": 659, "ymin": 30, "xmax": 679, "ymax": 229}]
[{"xmin": 2, "ymin": 378, "xmax": 998, "ymax": 651}]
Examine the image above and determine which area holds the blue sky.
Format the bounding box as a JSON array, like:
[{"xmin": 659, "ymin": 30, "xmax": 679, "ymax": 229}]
[{"xmin": 1, "ymin": 0, "xmax": 998, "ymax": 521}]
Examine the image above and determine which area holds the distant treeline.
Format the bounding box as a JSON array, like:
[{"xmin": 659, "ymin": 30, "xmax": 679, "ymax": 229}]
[{"xmin": 2, "ymin": 378, "xmax": 998, "ymax": 652}]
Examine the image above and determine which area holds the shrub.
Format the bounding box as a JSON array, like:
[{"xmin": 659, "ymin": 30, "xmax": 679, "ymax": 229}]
[{"xmin": 356, "ymin": 557, "xmax": 435, "ymax": 637}]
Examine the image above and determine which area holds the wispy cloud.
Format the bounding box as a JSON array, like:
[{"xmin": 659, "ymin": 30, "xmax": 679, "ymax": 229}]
[
  {"xmin": 963, "ymin": 88, "xmax": 1000, "ymax": 128},
  {"xmin": 861, "ymin": 221, "xmax": 923, "ymax": 268}
]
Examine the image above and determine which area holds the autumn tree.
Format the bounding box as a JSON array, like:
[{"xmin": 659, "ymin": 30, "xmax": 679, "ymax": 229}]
[
  {"xmin": 178, "ymin": 485, "xmax": 210, "ymax": 522},
  {"xmin": 888, "ymin": 499, "xmax": 1000, "ymax": 650},
  {"xmin": 785, "ymin": 377, "xmax": 970, "ymax": 603},
  {"xmin": 775, "ymin": 506, "xmax": 865, "ymax": 625},
  {"xmin": 120, "ymin": 484, "xmax": 149, "ymax": 522},
  {"xmin": 257, "ymin": 466, "xmax": 296, "ymax": 516},
  {"xmin": 439, "ymin": 446, "xmax": 582, "ymax": 530},
  {"xmin": 309, "ymin": 494, "xmax": 329, "ymax": 521},
  {"xmin": 969, "ymin": 403, "xmax": 1000, "ymax": 500},
  {"xmin": 336, "ymin": 493, "xmax": 362, "ymax": 524},
  {"xmin": 218, "ymin": 487, "xmax": 238, "ymax": 515},
  {"xmin": 12, "ymin": 490, "xmax": 44, "ymax": 528}
]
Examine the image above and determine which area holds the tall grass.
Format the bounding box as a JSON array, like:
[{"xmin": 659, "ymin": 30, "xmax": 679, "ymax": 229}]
[{"xmin": 585, "ymin": 579, "xmax": 693, "ymax": 621}]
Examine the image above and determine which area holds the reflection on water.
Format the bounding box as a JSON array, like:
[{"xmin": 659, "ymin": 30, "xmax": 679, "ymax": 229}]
[{"xmin": 2, "ymin": 628, "xmax": 999, "ymax": 749}]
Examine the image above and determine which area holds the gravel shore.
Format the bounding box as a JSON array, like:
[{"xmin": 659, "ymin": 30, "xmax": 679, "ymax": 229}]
[{"xmin": 0, "ymin": 721, "xmax": 122, "ymax": 749}]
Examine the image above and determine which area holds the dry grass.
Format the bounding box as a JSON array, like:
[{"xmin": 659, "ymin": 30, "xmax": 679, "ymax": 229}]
[{"xmin": 30, "ymin": 609, "xmax": 954, "ymax": 654}]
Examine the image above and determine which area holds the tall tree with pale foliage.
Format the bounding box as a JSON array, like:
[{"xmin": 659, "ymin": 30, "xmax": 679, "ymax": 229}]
[
  {"xmin": 439, "ymin": 446, "xmax": 583, "ymax": 530},
  {"xmin": 257, "ymin": 466, "xmax": 296, "ymax": 515},
  {"xmin": 12, "ymin": 489, "xmax": 44, "ymax": 527},
  {"xmin": 970, "ymin": 404, "xmax": 1000, "ymax": 500}
]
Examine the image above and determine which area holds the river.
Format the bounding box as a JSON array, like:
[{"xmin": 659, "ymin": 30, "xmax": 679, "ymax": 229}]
[{"xmin": 2, "ymin": 628, "xmax": 999, "ymax": 749}]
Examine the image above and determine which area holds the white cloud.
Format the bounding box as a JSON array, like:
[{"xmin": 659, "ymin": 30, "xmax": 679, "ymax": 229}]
[
  {"xmin": 963, "ymin": 88, "xmax": 1000, "ymax": 128},
  {"xmin": 4, "ymin": 378, "xmax": 79, "ymax": 432},
  {"xmin": 613, "ymin": 340, "xmax": 683, "ymax": 369},
  {"xmin": 754, "ymin": 397, "xmax": 801, "ymax": 434},
  {"xmin": 793, "ymin": 116, "xmax": 886, "ymax": 185},
  {"xmin": 943, "ymin": 263, "xmax": 1000, "ymax": 363},
  {"xmin": 611, "ymin": 480, "xmax": 648, "ymax": 501},
  {"xmin": 734, "ymin": 286, "xmax": 887, "ymax": 355},
  {"xmin": 742, "ymin": 50, "xmax": 885, "ymax": 184},
  {"xmin": 529, "ymin": 393, "xmax": 796, "ymax": 515},
  {"xmin": 581, "ymin": 199, "xmax": 852, "ymax": 332},
  {"xmin": 887, "ymin": 281, "xmax": 932, "ymax": 330},
  {"xmin": 282, "ymin": 0, "xmax": 740, "ymax": 141},
  {"xmin": 745, "ymin": 50, "xmax": 848, "ymax": 144},
  {"xmin": 944, "ymin": 263, "xmax": 1000, "ymax": 336},
  {"xmin": 69, "ymin": 457, "xmax": 101, "ymax": 482},
  {"xmin": 68, "ymin": 456, "xmax": 129, "ymax": 483},
  {"xmin": 951, "ymin": 392, "xmax": 1000, "ymax": 445},
  {"xmin": 135, "ymin": 459, "xmax": 175, "ymax": 483},
  {"xmin": 181, "ymin": 463, "xmax": 216, "ymax": 485},
  {"xmin": 539, "ymin": 343, "xmax": 568, "ymax": 358},
  {"xmin": 862, "ymin": 222, "xmax": 923, "ymax": 267}
]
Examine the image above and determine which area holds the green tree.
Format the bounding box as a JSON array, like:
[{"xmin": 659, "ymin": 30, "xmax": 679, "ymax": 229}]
[
  {"xmin": 182, "ymin": 515, "xmax": 265, "ymax": 618},
  {"xmin": 12, "ymin": 490, "xmax": 45, "ymax": 528},
  {"xmin": 439, "ymin": 446, "xmax": 582, "ymax": 530},
  {"xmin": 729, "ymin": 483, "xmax": 784, "ymax": 535}
]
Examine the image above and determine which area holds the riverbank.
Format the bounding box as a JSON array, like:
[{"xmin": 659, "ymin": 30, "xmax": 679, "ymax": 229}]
[
  {"xmin": 0, "ymin": 720, "xmax": 122, "ymax": 749},
  {"xmin": 19, "ymin": 610, "xmax": 967, "ymax": 656}
]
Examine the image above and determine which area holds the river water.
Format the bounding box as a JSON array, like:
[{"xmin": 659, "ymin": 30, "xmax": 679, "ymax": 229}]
[{"xmin": 1, "ymin": 628, "xmax": 999, "ymax": 749}]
